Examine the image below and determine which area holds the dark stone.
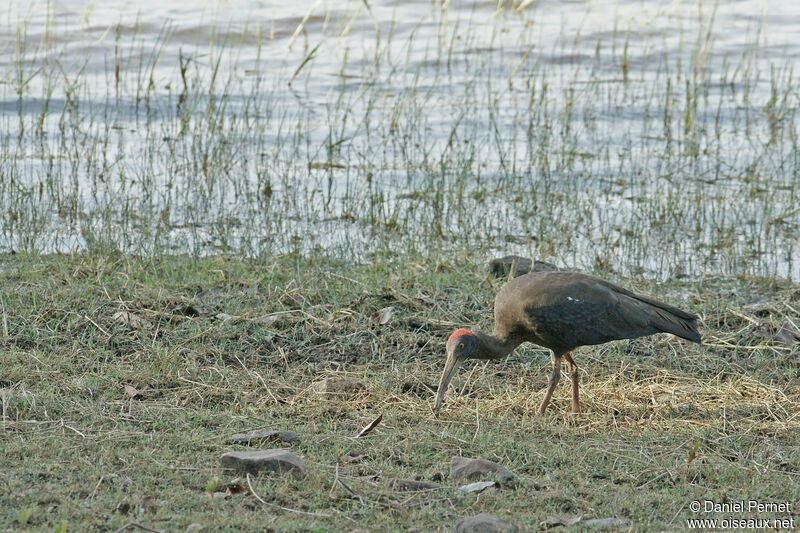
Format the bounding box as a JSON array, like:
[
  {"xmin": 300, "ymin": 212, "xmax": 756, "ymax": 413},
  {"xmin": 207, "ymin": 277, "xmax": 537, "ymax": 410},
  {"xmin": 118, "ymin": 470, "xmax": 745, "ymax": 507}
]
[
  {"xmin": 169, "ymin": 303, "xmax": 203, "ymax": 317},
  {"xmin": 450, "ymin": 457, "xmax": 516, "ymax": 488},
  {"xmin": 489, "ymin": 256, "xmax": 532, "ymax": 277},
  {"xmin": 775, "ymin": 322, "xmax": 800, "ymax": 346},
  {"xmin": 532, "ymin": 260, "xmax": 562, "ymax": 273},
  {"xmin": 489, "ymin": 256, "xmax": 562, "ymax": 278},
  {"xmin": 453, "ymin": 513, "xmax": 519, "ymax": 533},
  {"xmin": 220, "ymin": 449, "xmax": 305, "ymax": 478}
]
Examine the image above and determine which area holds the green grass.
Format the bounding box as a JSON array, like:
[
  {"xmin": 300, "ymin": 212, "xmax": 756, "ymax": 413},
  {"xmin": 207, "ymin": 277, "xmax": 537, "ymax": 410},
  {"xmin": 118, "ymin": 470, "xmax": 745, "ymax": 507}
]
[{"xmin": 2, "ymin": 253, "xmax": 798, "ymax": 531}]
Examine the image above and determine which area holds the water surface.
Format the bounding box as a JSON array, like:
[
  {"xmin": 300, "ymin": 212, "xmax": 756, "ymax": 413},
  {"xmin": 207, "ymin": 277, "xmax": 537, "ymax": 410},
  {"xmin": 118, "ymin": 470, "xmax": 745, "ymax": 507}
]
[{"xmin": 1, "ymin": 0, "xmax": 798, "ymax": 280}]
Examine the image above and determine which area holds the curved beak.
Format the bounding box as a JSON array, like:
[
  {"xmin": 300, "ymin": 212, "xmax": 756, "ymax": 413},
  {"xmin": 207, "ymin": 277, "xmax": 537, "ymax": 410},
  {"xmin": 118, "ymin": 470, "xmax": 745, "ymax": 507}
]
[{"xmin": 433, "ymin": 344, "xmax": 462, "ymax": 416}]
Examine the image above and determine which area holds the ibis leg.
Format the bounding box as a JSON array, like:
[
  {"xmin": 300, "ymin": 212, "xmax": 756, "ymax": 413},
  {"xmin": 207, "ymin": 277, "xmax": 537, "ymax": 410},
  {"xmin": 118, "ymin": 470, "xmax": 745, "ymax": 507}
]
[
  {"xmin": 564, "ymin": 352, "xmax": 581, "ymax": 414},
  {"xmin": 537, "ymin": 355, "xmax": 562, "ymax": 415}
]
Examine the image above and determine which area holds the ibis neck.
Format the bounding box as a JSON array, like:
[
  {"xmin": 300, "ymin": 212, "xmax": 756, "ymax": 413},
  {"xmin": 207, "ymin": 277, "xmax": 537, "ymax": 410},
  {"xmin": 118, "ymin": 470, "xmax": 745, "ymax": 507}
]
[{"xmin": 472, "ymin": 330, "xmax": 522, "ymax": 360}]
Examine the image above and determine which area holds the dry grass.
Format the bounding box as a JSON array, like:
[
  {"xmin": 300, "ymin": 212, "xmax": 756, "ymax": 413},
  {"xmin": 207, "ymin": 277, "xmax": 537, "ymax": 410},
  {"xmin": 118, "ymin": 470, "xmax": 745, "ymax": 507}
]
[{"xmin": 1, "ymin": 253, "xmax": 798, "ymax": 531}]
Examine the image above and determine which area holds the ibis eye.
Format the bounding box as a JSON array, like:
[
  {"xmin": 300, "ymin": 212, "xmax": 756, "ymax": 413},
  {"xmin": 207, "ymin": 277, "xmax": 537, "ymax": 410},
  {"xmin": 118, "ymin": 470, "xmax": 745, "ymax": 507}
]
[{"xmin": 458, "ymin": 342, "xmax": 464, "ymax": 349}]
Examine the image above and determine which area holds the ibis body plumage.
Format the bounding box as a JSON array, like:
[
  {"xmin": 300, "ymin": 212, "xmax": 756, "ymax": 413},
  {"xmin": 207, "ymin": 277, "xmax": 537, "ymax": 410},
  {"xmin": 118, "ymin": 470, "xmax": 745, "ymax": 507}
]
[{"xmin": 434, "ymin": 271, "xmax": 701, "ymax": 415}]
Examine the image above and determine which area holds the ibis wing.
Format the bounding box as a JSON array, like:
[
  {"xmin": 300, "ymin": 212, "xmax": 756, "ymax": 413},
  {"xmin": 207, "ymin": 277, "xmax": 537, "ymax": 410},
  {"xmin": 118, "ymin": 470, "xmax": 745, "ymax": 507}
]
[
  {"xmin": 497, "ymin": 271, "xmax": 701, "ymax": 350},
  {"xmin": 526, "ymin": 293, "xmax": 653, "ymax": 350},
  {"xmin": 524, "ymin": 280, "xmax": 700, "ymax": 349}
]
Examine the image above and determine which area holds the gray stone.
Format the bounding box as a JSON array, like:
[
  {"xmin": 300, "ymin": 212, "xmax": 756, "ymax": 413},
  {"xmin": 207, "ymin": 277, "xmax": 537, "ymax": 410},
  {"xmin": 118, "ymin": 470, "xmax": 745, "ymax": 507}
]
[
  {"xmin": 457, "ymin": 481, "xmax": 496, "ymax": 493},
  {"xmin": 386, "ymin": 478, "xmax": 440, "ymax": 491},
  {"xmin": 540, "ymin": 516, "xmax": 632, "ymax": 529},
  {"xmin": 227, "ymin": 429, "xmax": 299, "ymax": 445},
  {"xmin": 774, "ymin": 322, "xmax": 800, "ymax": 346},
  {"xmin": 453, "ymin": 513, "xmax": 519, "ymax": 533},
  {"xmin": 220, "ymin": 449, "xmax": 305, "ymax": 478},
  {"xmin": 540, "ymin": 516, "xmax": 581, "ymax": 528},
  {"xmin": 489, "ymin": 256, "xmax": 532, "ymax": 277},
  {"xmin": 489, "ymin": 256, "xmax": 562, "ymax": 278},
  {"xmin": 532, "ymin": 260, "xmax": 562, "ymax": 273},
  {"xmin": 583, "ymin": 518, "xmax": 632, "ymax": 529},
  {"xmin": 450, "ymin": 456, "xmax": 517, "ymax": 488}
]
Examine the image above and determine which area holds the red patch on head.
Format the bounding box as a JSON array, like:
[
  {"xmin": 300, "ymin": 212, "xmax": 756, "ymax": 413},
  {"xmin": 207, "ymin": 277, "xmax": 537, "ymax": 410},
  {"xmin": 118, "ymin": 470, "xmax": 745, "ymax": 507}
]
[{"xmin": 448, "ymin": 329, "xmax": 473, "ymax": 343}]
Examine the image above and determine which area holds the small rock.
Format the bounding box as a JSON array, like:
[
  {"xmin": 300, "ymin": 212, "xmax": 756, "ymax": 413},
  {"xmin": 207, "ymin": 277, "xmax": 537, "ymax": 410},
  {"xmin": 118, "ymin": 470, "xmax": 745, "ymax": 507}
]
[
  {"xmin": 755, "ymin": 322, "xmax": 800, "ymax": 346},
  {"xmin": 255, "ymin": 314, "xmax": 281, "ymax": 326},
  {"xmin": 540, "ymin": 516, "xmax": 631, "ymax": 529},
  {"xmin": 312, "ymin": 377, "xmax": 366, "ymax": 398},
  {"xmin": 450, "ymin": 457, "xmax": 517, "ymax": 488},
  {"xmin": 227, "ymin": 429, "xmax": 299, "ymax": 445},
  {"xmin": 113, "ymin": 311, "xmax": 153, "ymax": 330},
  {"xmin": 457, "ymin": 481, "xmax": 496, "ymax": 493},
  {"xmin": 775, "ymin": 322, "xmax": 800, "ymax": 346},
  {"xmin": 369, "ymin": 306, "xmax": 394, "ymax": 327},
  {"xmin": 583, "ymin": 517, "xmax": 632, "ymax": 529},
  {"xmin": 386, "ymin": 478, "xmax": 440, "ymax": 491},
  {"xmin": 169, "ymin": 303, "xmax": 203, "ymax": 317},
  {"xmin": 489, "ymin": 256, "xmax": 563, "ymax": 278},
  {"xmin": 340, "ymin": 452, "xmax": 365, "ymax": 464},
  {"xmin": 532, "ymin": 260, "xmax": 562, "ymax": 273},
  {"xmin": 453, "ymin": 513, "xmax": 519, "ymax": 533},
  {"xmin": 489, "ymin": 256, "xmax": 532, "ymax": 277},
  {"xmin": 540, "ymin": 516, "xmax": 581, "ymax": 528},
  {"xmin": 220, "ymin": 449, "xmax": 305, "ymax": 478}
]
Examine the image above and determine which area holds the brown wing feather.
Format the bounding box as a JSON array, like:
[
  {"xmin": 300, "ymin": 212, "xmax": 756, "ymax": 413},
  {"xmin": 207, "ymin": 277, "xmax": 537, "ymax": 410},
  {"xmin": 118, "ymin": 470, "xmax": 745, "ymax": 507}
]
[{"xmin": 494, "ymin": 271, "xmax": 701, "ymax": 352}]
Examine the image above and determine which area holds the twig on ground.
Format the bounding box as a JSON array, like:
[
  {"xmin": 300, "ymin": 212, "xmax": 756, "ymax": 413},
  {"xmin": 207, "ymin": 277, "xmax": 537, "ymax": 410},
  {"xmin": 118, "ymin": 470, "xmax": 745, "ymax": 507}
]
[
  {"xmin": 84, "ymin": 314, "xmax": 111, "ymax": 337},
  {"xmin": 246, "ymin": 473, "xmax": 334, "ymax": 518},
  {"xmin": 246, "ymin": 473, "xmax": 269, "ymax": 505},
  {"xmin": 88, "ymin": 475, "xmax": 105, "ymax": 499}
]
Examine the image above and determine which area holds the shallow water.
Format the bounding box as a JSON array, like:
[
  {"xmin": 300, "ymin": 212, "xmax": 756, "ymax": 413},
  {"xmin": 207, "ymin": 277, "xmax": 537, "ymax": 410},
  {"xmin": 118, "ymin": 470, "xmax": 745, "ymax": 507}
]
[{"xmin": 1, "ymin": 0, "xmax": 798, "ymax": 280}]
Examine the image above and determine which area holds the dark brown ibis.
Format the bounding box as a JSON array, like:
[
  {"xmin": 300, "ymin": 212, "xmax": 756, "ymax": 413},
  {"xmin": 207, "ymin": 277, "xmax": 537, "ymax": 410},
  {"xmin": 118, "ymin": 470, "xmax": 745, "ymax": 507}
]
[{"xmin": 434, "ymin": 271, "xmax": 701, "ymax": 415}]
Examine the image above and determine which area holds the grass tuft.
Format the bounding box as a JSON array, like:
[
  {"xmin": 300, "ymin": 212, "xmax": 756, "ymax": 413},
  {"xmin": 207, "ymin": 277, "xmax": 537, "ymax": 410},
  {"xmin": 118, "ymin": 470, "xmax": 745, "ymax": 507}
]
[{"xmin": 1, "ymin": 253, "xmax": 798, "ymax": 530}]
